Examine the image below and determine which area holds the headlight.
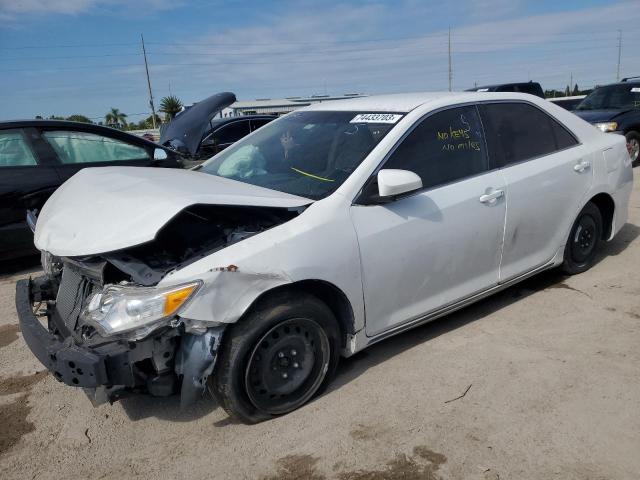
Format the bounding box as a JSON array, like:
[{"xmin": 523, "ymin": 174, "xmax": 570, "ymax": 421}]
[
  {"xmin": 81, "ymin": 281, "xmax": 201, "ymax": 339},
  {"xmin": 594, "ymin": 122, "xmax": 618, "ymax": 132}
]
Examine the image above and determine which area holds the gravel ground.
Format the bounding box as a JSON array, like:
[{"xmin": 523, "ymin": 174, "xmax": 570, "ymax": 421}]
[{"xmin": 1, "ymin": 177, "xmax": 640, "ymax": 480}]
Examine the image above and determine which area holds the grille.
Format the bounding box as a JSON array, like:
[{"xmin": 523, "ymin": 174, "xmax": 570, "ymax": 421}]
[{"xmin": 55, "ymin": 265, "xmax": 95, "ymax": 332}]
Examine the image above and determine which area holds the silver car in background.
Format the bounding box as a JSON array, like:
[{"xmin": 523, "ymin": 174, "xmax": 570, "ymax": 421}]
[{"xmin": 17, "ymin": 92, "xmax": 632, "ymax": 423}]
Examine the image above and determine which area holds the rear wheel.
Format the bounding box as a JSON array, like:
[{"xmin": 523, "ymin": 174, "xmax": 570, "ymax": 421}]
[
  {"xmin": 625, "ymin": 131, "xmax": 640, "ymax": 165},
  {"xmin": 211, "ymin": 293, "xmax": 340, "ymax": 423},
  {"xmin": 562, "ymin": 202, "xmax": 603, "ymax": 275}
]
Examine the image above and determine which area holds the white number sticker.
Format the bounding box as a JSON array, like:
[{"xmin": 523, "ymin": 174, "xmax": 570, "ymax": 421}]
[
  {"xmin": 631, "ymin": 87, "xmax": 640, "ymax": 93},
  {"xmin": 350, "ymin": 113, "xmax": 403, "ymax": 124}
]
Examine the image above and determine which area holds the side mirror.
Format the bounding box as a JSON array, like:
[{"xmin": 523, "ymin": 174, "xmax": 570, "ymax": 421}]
[
  {"xmin": 377, "ymin": 169, "xmax": 423, "ymax": 197},
  {"xmin": 153, "ymin": 148, "xmax": 168, "ymax": 161}
]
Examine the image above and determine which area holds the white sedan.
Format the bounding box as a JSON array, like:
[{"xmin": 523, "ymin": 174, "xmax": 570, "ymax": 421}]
[{"xmin": 20, "ymin": 92, "xmax": 632, "ymax": 423}]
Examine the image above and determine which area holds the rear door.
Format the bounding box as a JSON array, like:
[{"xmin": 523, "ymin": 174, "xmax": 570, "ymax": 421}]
[
  {"xmin": 40, "ymin": 129, "xmax": 155, "ymax": 181},
  {"xmin": 0, "ymin": 128, "xmax": 60, "ymax": 258},
  {"xmin": 479, "ymin": 102, "xmax": 591, "ymax": 281}
]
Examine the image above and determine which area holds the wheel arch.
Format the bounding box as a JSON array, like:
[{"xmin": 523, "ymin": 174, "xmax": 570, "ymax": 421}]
[
  {"xmin": 239, "ymin": 279, "xmax": 357, "ymax": 349},
  {"xmin": 588, "ymin": 192, "xmax": 615, "ymax": 240}
]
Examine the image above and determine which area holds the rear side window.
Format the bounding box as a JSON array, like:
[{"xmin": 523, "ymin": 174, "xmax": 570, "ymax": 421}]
[
  {"xmin": 43, "ymin": 131, "xmax": 149, "ymax": 164},
  {"xmin": 479, "ymin": 103, "xmax": 578, "ymax": 167},
  {"xmin": 0, "ymin": 130, "xmax": 37, "ymax": 167},
  {"xmin": 383, "ymin": 105, "xmax": 488, "ymax": 190}
]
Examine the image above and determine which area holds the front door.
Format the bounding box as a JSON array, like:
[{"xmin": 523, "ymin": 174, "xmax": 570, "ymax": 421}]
[{"xmin": 351, "ymin": 105, "xmax": 507, "ymax": 337}]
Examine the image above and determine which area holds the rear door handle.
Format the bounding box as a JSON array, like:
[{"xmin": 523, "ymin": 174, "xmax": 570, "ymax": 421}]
[
  {"xmin": 479, "ymin": 189, "xmax": 504, "ymax": 204},
  {"xmin": 573, "ymin": 160, "xmax": 591, "ymax": 173}
]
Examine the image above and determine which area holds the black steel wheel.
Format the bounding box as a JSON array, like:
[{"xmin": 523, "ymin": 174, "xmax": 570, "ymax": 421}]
[
  {"xmin": 625, "ymin": 131, "xmax": 640, "ymax": 165},
  {"xmin": 562, "ymin": 202, "xmax": 603, "ymax": 275},
  {"xmin": 211, "ymin": 292, "xmax": 340, "ymax": 424},
  {"xmin": 245, "ymin": 318, "xmax": 330, "ymax": 415}
]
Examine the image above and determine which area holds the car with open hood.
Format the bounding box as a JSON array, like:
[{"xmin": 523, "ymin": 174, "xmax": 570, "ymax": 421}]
[
  {"xmin": 16, "ymin": 91, "xmax": 632, "ymax": 423},
  {"xmin": 573, "ymin": 78, "xmax": 640, "ymax": 164},
  {"xmin": 159, "ymin": 91, "xmax": 275, "ymax": 163}
]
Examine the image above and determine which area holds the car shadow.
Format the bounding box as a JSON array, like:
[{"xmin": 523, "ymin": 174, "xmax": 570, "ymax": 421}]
[{"xmin": 106, "ymin": 222, "xmax": 640, "ymax": 423}]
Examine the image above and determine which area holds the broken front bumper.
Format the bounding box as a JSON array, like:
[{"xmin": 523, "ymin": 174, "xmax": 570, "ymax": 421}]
[{"xmin": 15, "ymin": 277, "xmax": 224, "ymax": 406}]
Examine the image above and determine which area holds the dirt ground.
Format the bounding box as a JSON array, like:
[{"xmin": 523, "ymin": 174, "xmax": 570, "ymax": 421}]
[{"xmin": 1, "ymin": 179, "xmax": 640, "ymax": 480}]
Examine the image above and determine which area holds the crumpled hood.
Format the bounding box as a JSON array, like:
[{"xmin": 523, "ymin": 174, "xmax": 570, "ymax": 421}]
[
  {"xmin": 34, "ymin": 166, "xmax": 311, "ymax": 257},
  {"xmin": 160, "ymin": 92, "xmax": 236, "ymax": 156},
  {"xmin": 573, "ymin": 109, "xmax": 627, "ymax": 124}
]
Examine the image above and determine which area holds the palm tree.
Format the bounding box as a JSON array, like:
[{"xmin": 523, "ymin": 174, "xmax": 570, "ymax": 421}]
[
  {"xmin": 159, "ymin": 95, "xmax": 183, "ymax": 121},
  {"xmin": 105, "ymin": 108, "xmax": 127, "ymax": 128}
]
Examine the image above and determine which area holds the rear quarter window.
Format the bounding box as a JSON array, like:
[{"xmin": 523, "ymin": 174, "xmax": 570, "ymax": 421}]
[{"xmin": 479, "ymin": 103, "xmax": 578, "ymax": 167}]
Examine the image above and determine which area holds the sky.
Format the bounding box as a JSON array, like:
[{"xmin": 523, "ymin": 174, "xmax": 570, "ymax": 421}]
[{"xmin": 0, "ymin": 0, "xmax": 639, "ymax": 122}]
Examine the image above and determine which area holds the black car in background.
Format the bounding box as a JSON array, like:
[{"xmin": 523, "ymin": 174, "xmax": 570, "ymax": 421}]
[
  {"xmin": 1, "ymin": 92, "xmax": 276, "ymax": 262},
  {"xmin": 573, "ymin": 78, "xmax": 640, "ymax": 163},
  {"xmin": 465, "ymin": 81, "xmax": 545, "ymax": 98},
  {"xmin": 0, "ymin": 120, "xmax": 182, "ymax": 261}
]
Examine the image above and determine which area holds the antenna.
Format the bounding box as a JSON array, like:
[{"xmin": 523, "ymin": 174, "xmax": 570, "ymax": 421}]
[
  {"xmin": 141, "ymin": 34, "xmax": 157, "ymax": 130},
  {"xmin": 616, "ymin": 30, "xmax": 622, "ymax": 82},
  {"xmin": 448, "ymin": 27, "xmax": 453, "ymax": 92}
]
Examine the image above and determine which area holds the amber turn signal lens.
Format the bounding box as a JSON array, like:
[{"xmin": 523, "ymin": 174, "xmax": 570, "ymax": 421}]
[{"xmin": 163, "ymin": 284, "xmax": 198, "ymax": 316}]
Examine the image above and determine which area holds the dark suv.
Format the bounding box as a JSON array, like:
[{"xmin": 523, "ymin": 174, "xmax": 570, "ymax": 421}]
[
  {"xmin": 573, "ymin": 78, "xmax": 640, "ymax": 163},
  {"xmin": 465, "ymin": 81, "xmax": 545, "ymax": 98}
]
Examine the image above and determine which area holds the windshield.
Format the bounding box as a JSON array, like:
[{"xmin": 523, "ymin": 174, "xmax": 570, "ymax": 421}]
[
  {"xmin": 576, "ymin": 84, "xmax": 640, "ymax": 111},
  {"xmin": 198, "ymin": 110, "xmax": 402, "ymax": 200}
]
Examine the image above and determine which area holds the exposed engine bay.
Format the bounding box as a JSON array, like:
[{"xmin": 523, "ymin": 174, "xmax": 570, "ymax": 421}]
[{"xmin": 19, "ymin": 204, "xmax": 301, "ymax": 406}]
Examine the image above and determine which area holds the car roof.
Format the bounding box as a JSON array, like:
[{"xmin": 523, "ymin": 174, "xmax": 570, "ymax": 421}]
[
  {"xmin": 0, "ymin": 119, "xmax": 126, "ymax": 131},
  {"xmin": 302, "ymin": 91, "xmax": 545, "ymax": 113},
  {"xmin": 208, "ymin": 115, "xmax": 276, "ymax": 128}
]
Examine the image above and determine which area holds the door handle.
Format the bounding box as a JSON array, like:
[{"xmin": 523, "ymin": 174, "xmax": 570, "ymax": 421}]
[
  {"xmin": 479, "ymin": 189, "xmax": 504, "ymax": 204},
  {"xmin": 573, "ymin": 160, "xmax": 591, "ymax": 173}
]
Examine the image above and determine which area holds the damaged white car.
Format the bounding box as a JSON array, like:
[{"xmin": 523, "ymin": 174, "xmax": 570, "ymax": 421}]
[{"xmin": 16, "ymin": 92, "xmax": 632, "ymax": 423}]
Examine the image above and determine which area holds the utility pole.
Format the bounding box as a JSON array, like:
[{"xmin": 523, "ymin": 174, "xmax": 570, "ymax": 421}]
[
  {"xmin": 141, "ymin": 34, "xmax": 157, "ymax": 130},
  {"xmin": 448, "ymin": 27, "xmax": 452, "ymax": 92},
  {"xmin": 616, "ymin": 30, "xmax": 622, "ymax": 81},
  {"xmin": 570, "ymin": 72, "xmax": 573, "ymax": 94}
]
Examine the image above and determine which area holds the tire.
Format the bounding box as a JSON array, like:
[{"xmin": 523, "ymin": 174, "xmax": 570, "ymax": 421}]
[
  {"xmin": 211, "ymin": 292, "xmax": 340, "ymax": 424},
  {"xmin": 561, "ymin": 202, "xmax": 603, "ymax": 275},
  {"xmin": 625, "ymin": 131, "xmax": 640, "ymax": 165}
]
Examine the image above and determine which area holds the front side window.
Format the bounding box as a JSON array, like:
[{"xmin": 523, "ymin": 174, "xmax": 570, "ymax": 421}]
[
  {"xmin": 576, "ymin": 84, "xmax": 640, "ymax": 111},
  {"xmin": 479, "ymin": 103, "xmax": 577, "ymax": 167},
  {"xmin": 0, "ymin": 130, "xmax": 37, "ymax": 167},
  {"xmin": 382, "ymin": 106, "xmax": 488, "ymax": 190},
  {"xmin": 199, "ymin": 111, "xmax": 401, "ymax": 200},
  {"xmin": 43, "ymin": 131, "xmax": 149, "ymax": 164}
]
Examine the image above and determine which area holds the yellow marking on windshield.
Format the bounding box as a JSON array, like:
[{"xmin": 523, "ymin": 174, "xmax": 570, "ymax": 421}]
[{"xmin": 290, "ymin": 167, "xmax": 335, "ymax": 182}]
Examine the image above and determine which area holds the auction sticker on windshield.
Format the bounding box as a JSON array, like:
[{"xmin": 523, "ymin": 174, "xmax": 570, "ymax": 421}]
[{"xmin": 351, "ymin": 113, "xmax": 403, "ymax": 124}]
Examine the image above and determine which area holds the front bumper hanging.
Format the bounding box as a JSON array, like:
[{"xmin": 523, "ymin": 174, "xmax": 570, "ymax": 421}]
[{"xmin": 15, "ymin": 277, "xmax": 224, "ymax": 406}]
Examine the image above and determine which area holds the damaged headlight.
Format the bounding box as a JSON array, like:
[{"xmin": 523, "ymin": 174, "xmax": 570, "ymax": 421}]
[{"xmin": 80, "ymin": 281, "xmax": 201, "ymax": 339}]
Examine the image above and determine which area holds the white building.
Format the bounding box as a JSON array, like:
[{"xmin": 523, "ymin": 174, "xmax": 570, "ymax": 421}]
[{"xmin": 220, "ymin": 93, "xmax": 366, "ymax": 117}]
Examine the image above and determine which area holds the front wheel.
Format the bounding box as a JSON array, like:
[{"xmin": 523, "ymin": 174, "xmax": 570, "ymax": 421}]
[
  {"xmin": 561, "ymin": 202, "xmax": 603, "ymax": 275},
  {"xmin": 211, "ymin": 293, "xmax": 340, "ymax": 423},
  {"xmin": 625, "ymin": 131, "xmax": 640, "ymax": 165}
]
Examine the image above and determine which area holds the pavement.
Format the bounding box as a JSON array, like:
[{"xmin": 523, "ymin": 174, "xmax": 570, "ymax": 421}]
[{"xmin": 1, "ymin": 176, "xmax": 640, "ymax": 480}]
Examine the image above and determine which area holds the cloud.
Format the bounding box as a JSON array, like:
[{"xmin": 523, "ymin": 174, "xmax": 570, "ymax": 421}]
[
  {"xmin": 0, "ymin": 0, "xmax": 179, "ymax": 20},
  {"xmin": 135, "ymin": 0, "xmax": 638, "ymax": 104}
]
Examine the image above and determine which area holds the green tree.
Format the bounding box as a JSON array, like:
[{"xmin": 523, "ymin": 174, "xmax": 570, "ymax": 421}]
[
  {"xmin": 159, "ymin": 95, "xmax": 183, "ymax": 121},
  {"xmin": 572, "ymin": 83, "xmax": 580, "ymax": 96},
  {"xmin": 66, "ymin": 114, "xmax": 93, "ymax": 124},
  {"xmin": 137, "ymin": 114, "xmax": 162, "ymax": 129},
  {"xmin": 105, "ymin": 108, "xmax": 127, "ymax": 129}
]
